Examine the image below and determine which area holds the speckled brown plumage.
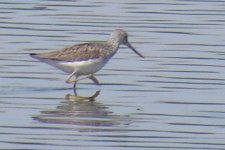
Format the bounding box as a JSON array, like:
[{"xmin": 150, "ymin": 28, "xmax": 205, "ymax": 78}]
[{"xmin": 31, "ymin": 42, "xmax": 111, "ymax": 62}]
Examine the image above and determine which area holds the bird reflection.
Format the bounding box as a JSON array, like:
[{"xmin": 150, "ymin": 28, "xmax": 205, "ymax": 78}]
[{"xmin": 33, "ymin": 90, "xmax": 131, "ymax": 130}]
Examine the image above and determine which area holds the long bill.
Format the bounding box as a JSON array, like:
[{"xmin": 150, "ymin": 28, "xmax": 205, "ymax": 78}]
[{"xmin": 127, "ymin": 42, "xmax": 144, "ymax": 58}]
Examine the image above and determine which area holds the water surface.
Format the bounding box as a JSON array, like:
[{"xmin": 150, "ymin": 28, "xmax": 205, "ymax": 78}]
[{"xmin": 1, "ymin": 0, "xmax": 225, "ymax": 149}]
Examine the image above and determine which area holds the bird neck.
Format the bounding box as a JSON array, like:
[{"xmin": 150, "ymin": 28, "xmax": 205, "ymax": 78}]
[
  {"xmin": 103, "ymin": 39, "xmax": 120, "ymax": 60},
  {"xmin": 107, "ymin": 38, "xmax": 121, "ymax": 52}
]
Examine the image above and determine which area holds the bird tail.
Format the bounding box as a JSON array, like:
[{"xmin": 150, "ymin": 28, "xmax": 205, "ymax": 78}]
[
  {"xmin": 30, "ymin": 53, "xmax": 38, "ymax": 58},
  {"xmin": 30, "ymin": 53, "xmax": 42, "ymax": 60}
]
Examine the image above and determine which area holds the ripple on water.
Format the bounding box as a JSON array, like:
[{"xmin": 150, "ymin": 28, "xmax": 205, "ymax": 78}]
[{"xmin": 1, "ymin": 0, "xmax": 225, "ymax": 149}]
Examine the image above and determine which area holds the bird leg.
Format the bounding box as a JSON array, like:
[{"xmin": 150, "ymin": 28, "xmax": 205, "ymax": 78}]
[
  {"xmin": 73, "ymin": 74, "xmax": 99, "ymax": 95},
  {"xmin": 73, "ymin": 81, "xmax": 77, "ymax": 95},
  {"xmin": 89, "ymin": 75, "xmax": 100, "ymax": 85},
  {"xmin": 73, "ymin": 74, "xmax": 99, "ymax": 85},
  {"xmin": 66, "ymin": 72, "xmax": 98, "ymax": 84},
  {"xmin": 73, "ymin": 74, "xmax": 92, "ymax": 83},
  {"xmin": 65, "ymin": 70, "xmax": 77, "ymax": 83},
  {"xmin": 66, "ymin": 72, "xmax": 95, "ymax": 83}
]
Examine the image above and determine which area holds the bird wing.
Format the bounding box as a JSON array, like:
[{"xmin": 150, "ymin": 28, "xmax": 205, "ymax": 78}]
[{"xmin": 32, "ymin": 43, "xmax": 107, "ymax": 62}]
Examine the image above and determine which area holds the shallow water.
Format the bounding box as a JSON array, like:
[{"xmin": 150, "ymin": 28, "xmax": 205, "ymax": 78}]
[{"xmin": 1, "ymin": 0, "xmax": 225, "ymax": 149}]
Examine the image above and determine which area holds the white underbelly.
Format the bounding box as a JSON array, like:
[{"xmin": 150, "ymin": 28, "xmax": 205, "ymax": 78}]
[{"xmin": 57, "ymin": 58, "xmax": 106, "ymax": 75}]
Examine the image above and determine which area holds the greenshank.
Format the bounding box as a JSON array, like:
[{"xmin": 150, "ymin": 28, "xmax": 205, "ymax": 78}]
[{"xmin": 30, "ymin": 29, "xmax": 144, "ymax": 90}]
